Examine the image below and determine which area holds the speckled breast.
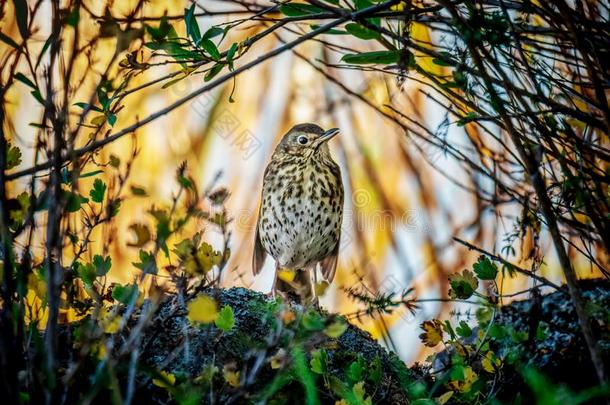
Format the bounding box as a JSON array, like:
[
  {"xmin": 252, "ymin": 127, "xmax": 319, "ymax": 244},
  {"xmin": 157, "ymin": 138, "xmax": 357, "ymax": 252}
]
[{"xmin": 258, "ymin": 157, "xmax": 343, "ymax": 269}]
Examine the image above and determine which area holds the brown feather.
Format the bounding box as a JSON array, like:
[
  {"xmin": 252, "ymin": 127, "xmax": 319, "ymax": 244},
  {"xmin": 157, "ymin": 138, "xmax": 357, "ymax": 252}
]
[
  {"xmin": 252, "ymin": 219, "xmax": 267, "ymax": 275},
  {"xmin": 319, "ymin": 242, "xmax": 339, "ymax": 283}
]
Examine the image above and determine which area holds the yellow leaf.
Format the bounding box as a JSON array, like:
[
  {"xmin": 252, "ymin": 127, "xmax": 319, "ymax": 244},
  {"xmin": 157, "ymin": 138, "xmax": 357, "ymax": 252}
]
[
  {"xmin": 352, "ymin": 381, "xmax": 372, "ymax": 405},
  {"xmin": 187, "ymin": 295, "xmax": 218, "ymax": 324},
  {"xmin": 282, "ymin": 309, "xmax": 296, "ymax": 325},
  {"xmin": 127, "ymin": 223, "xmax": 151, "ymax": 247},
  {"xmin": 223, "ymin": 365, "xmax": 240, "ymax": 387},
  {"xmin": 448, "ymin": 366, "xmax": 478, "ymax": 393},
  {"xmin": 435, "ymin": 391, "xmax": 454, "ymax": 404},
  {"xmin": 419, "ymin": 319, "xmax": 444, "ymax": 347},
  {"xmin": 95, "ymin": 343, "xmax": 107, "ymax": 359},
  {"xmin": 270, "ymin": 348, "xmax": 286, "ymax": 369},
  {"xmin": 277, "ymin": 268, "xmax": 296, "ymax": 283},
  {"xmin": 411, "ymin": 22, "xmax": 443, "ymax": 77},
  {"xmin": 90, "ymin": 115, "xmax": 107, "ymax": 126},
  {"xmin": 28, "ymin": 273, "xmax": 46, "ymax": 300},
  {"xmin": 98, "ymin": 308, "xmax": 121, "ymax": 334},
  {"xmin": 105, "ymin": 316, "xmax": 121, "ymax": 333},
  {"xmin": 315, "ymin": 281, "xmax": 330, "ymax": 296},
  {"xmin": 324, "ymin": 319, "xmax": 348, "ymax": 338},
  {"xmin": 390, "ymin": 1, "xmax": 407, "ymax": 11},
  {"xmin": 153, "ymin": 370, "xmax": 176, "ymax": 388},
  {"xmin": 481, "ymin": 351, "xmax": 502, "ymax": 373}
]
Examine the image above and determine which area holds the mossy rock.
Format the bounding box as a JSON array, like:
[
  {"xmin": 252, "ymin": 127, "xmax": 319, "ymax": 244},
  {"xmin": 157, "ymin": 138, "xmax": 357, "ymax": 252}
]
[{"xmin": 134, "ymin": 287, "xmax": 417, "ymax": 404}]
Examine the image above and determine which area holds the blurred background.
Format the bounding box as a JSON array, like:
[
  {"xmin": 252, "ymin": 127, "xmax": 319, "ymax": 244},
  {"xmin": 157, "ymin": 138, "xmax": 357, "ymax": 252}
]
[{"xmin": 4, "ymin": 0, "xmax": 604, "ymax": 363}]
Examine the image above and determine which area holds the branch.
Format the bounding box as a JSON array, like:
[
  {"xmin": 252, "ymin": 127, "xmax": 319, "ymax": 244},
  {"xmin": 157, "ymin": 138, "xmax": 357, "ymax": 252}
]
[
  {"xmin": 452, "ymin": 237, "xmax": 567, "ymax": 293},
  {"xmin": 5, "ymin": 0, "xmax": 401, "ymax": 182}
]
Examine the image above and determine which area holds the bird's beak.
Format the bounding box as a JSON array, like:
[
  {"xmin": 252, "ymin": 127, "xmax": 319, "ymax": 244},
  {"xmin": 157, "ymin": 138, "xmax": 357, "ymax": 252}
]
[{"xmin": 319, "ymin": 128, "xmax": 340, "ymax": 143}]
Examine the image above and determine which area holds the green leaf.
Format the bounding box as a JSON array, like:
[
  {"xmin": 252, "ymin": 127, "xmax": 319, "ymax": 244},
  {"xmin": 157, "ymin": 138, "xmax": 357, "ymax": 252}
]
[
  {"xmin": 146, "ymin": 16, "xmax": 173, "ymax": 41},
  {"xmin": 353, "ymin": 0, "xmax": 373, "ymax": 10},
  {"xmin": 130, "ymin": 185, "xmax": 147, "ymax": 196},
  {"xmin": 112, "ymin": 283, "xmax": 138, "ymax": 305},
  {"xmin": 133, "ymin": 249, "xmax": 157, "ymax": 274},
  {"xmin": 30, "ymin": 89, "xmax": 45, "ymax": 105},
  {"xmin": 310, "ymin": 349, "xmax": 328, "ymax": 375},
  {"xmin": 107, "ymin": 113, "xmax": 117, "ymax": 127},
  {"xmin": 346, "ymin": 357, "xmax": 365, "ymax": 384},
  {"xmin": 215, "ymin": 305, "xmax": 235, "ymax": 332},
  {"xmin": 6, "ymin": 144, "xmax": 22, "ymax": 170},
  {"xmin": 13, "ymin": 0, "xmax": 29, "ymax": 40},
  {"xmin": 74, "ymin": 102, "xmax": 104, "ymax": 112},
  {"xmin": 345, "ymin": 23, "xmax": 380, "ymax": 40},
  {"xmin": 536, "ymin": 323, "xmax": 549, "ymax": 340},
  {"xmin": 66, "ymin": 5, "xmax": 79, "ymax": 27},
  {"xmin": 301, "ymin": 310, "xmax": 325, "ymax": 331},
  {"xmin": 226, "ymin": 42, "xmax": 238, "ymax": 70},
  {"xmin": 0, "ymin": 32, "xmax": 20, "ymax": 49},
  {"xmin": 82, "ymin": 170, "xmax": 105, "ymax": 179},
  {"xmin": 145, "ymin": 41, "xmax": 202, "ymax": 62},
  {"xmin": 109, "ymin": 154, "xmax": 121, "ymax": 168},
  {"xmin": 93, "ymin": 254, "xmax": 112, "ymax": 276},
  {"xmin": 76, "ymin": 263, "xmax": 96, "ymax": 288},
  {"xmin": 448, "ymin": 270, "xmax": 478, "ymax": 299},
  {"xmin": 279, "ymin": 3, "xmax": 326, "ymax": 17},
  {"xmin": 354, "ymin": 0, "xmax": 379, "ymax": 26},
  {"xmin": 36, "ymin": 36, "xmax": 52, "ymax": 68},
  {"xmin": 204, "ymin": 63, "xmax": 223, "ymax": 82},
  {"xmin": 432, "ymin": 51, "xmax": 454, "ymax": 66},
  {"xmin": 476, "ymin": 306, "xmax": 494, "ymax": 325},
  {"xmin": 455, "ymin": 320, "xmax": 473, "ymax": 338},
  {"xmin": 309, "ymin": 25, "xmax": 348, "ymax": 35},
  {"xmin": 291, "ymin": 346, "xmax": 320, "ymax": 405},
  {"xmin": 15, "ymin": 71, "xmax": 46, "ymax": 107},
  {"xmin": 185, "ymin": 3, "xmax": 201, "ymax": 45},
  {"xmin": 473, "ymin": 256, "xmax": 498, "ymax": 280},
  {"xmin": 202, "ymin": 27, "xmax": 224, "ymax": 41},
  {"xmin": 200, "ymin": 39, "xmax": 220, "ymax": 60},
  {"xmin": 8, "ymin": 191, "xmax": 30, "ymax": 227},
  {"xmin": 89, "ymin": 178, "xmax": 107, "ymax": 203},
  {"xmin": 161, "ymin": 75, "xmax": 187, "ymax": 89},
  {"xmin": 177, "ymin": 172, "xmax": 193, "ymax": 189},
  {"xmin": 150, "ymin": 208, "xmax": 171, "ymax": 256},
  {"xmin": 324, "ymin": 318, "xmax": 348, "ymax": 338},
  {"xmin": 14, "ymin": 72, "xmax": 36, "ymax": 89},
  {"xmin": 341, "ymin": 50, "xmax": 401, "ymax": 65},
  {"xmin": 109, "ymin": 198, "xmax": 120, "ymax": 216},
  {"xmin": 368, "ymin": 356, "xmax": 382, "ymax": 384},
  {"xmin": 63, "ymin": 190, "xmax": 89, "ymax": 212},
  {"xmin": 457, "ymin": 111, "xmax": 478, "ymax": 126}
]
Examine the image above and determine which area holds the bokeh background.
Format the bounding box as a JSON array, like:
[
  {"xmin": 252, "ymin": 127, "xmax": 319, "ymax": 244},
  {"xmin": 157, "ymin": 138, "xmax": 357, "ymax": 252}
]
[{"xmin": 4, "ymin": 0, "xmax": 603, "ymax": 363}]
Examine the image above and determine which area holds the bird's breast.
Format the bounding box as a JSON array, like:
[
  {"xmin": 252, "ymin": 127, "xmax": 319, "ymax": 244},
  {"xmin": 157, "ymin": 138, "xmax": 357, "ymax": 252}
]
[{"xmin": 258, "ymin": 160, "xmax": 344, "ymax": 269}]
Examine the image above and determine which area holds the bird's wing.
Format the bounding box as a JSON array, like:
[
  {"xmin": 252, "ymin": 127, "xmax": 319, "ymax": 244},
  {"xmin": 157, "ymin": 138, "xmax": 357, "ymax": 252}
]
[
  {"xmin": 319, "ymin": 242, "xmax": 339, "ymax": 283},
  {"xmin": 252, "ymin": 216, "xmax": 267, "ymax": 275}
]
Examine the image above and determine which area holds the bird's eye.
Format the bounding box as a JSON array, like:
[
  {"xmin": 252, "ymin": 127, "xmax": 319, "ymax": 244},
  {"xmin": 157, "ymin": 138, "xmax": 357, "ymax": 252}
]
[{"xmin": 297, "ymin": 135, "xmax": 308, "ymax": 145}]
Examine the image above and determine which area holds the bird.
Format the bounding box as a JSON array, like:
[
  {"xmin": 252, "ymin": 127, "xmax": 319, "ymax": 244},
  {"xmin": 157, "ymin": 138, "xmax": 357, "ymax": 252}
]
[{"xmin": 253, "ymin": 123, "xmax": 344, "ymax": 304}]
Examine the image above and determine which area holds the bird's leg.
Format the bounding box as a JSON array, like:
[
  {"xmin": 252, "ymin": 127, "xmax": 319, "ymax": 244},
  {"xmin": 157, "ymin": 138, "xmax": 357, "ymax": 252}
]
[
  {"xmin": 312, "ymin": 266, "xmax": 320, "ymax": 309},
  {"xmin": 266, "ymin": 262, "xmax": 279, "ymax": 299}
]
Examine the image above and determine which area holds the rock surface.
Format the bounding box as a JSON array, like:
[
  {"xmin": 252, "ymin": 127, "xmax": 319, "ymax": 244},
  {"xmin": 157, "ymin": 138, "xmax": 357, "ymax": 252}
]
[{"xmin": 135, "ymin": 287, "xmax": 416, "ymax": 404}]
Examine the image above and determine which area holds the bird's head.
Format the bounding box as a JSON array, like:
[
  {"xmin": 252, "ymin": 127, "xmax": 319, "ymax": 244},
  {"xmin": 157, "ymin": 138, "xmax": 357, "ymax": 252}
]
[{"xmin": 275, "ymin": 123, "xmax": 340, "ymax": 158}]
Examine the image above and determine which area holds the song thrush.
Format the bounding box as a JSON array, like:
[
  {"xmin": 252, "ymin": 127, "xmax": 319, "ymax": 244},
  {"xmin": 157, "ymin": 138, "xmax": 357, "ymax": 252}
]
[{"xmin": 253, "ymin": 123, "xmax": 344, "ymax": 303}]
